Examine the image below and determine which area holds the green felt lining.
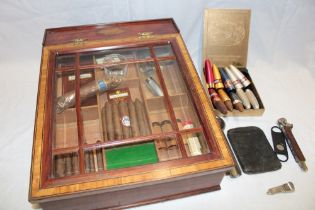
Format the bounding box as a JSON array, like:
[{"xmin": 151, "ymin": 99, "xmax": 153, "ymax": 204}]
[{"xmin": 105, "ymin": 142, "xmax": 158, "ymax": 170}]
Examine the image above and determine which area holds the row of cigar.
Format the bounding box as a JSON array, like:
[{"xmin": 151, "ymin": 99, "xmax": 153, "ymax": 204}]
[
  {"xmin": 204, "ymin": 59, "xmax": 260, "ymax": 114},
  {"xmin": 84, "ymin": 148, "xmax": 104, "ymax": 173},
  {"xmin": 54, "ymin": 153, "xmax": 79, "ymax": 178},
  {"xmin": 152, "ymin": 120, "xmax": 181, "ymax": 161},
  {"xmin": 54, "ymin": 148, "xmax": 105, "ymax": 177},
  {"xmin": 101, "ymin": 99, "xmax": 151, "ymax": 141},
  {"xmin": 53, "ymin": 99, "xmax": 151, "ymax": 177},
  {"xmin": 152, "ymin": 119, "xmax": 208, "ymax": 160}
]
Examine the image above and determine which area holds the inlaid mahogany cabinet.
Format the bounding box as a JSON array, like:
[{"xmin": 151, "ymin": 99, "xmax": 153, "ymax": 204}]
[{"xmin": 29, "ymin": 19, "xmax": 234, "ymax": 210}]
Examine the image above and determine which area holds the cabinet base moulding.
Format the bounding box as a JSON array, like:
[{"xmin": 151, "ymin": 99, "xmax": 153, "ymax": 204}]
[{"xmin": 40, "ymin": 172, "xmax": 224, "ymax": 210}]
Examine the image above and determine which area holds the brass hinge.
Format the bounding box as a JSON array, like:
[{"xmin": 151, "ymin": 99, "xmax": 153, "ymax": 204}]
[
  {"xmin": 137, "ymin": 32, "xmax": 154, "ymax": 39},
  {"xmin": 72, "ymin": 38, "xmax": 86, "ymax": 46}
]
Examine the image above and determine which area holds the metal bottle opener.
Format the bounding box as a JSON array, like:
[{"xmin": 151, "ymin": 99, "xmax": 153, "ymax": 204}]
[
  {"xmin": 277, "ymin": 118, "xmax": 307, "ymax": 171},
  {"xmin": 267, "ymin": 182, "xmax": 295, "ymax": 195}
]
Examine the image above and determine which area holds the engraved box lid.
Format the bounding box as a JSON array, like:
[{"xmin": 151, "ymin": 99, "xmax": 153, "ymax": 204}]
[{"xmin": 203, "ymin": 9, "xmax": 251, "ymax": 67}]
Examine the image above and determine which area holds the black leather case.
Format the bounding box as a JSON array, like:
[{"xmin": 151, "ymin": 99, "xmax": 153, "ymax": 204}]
[{"xmin": 227, "ymin": 126, "xmax": 281, "ymax": 174}]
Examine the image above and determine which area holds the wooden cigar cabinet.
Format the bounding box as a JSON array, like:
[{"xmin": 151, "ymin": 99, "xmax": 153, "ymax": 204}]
[{"xmin": 29, "ymin": 19, "xmax": 234, "ymax": 210}]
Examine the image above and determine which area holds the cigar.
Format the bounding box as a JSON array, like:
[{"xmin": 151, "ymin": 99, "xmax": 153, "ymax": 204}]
[
  {"xmin": 209, "ymin": 89, "xmax": 228, "ymax": 114},
  {"xmin": 135, "ymin": 99, "xmax": 145, "ymax": 136},
  {"xmin": 101, "ymin": 106, "xmax": 108, "ymax": 141},
  {"xmin": 225, "ymin": 67, "xmax": 243, "ymax": 89},
  {"xmin": 229, "ymin": 92, "xmax": 244, "ymax": 112},
  {"xmin": 161, "ymin": 120, "xmax": 180, "ymax": 159},
  {"xmin": 152, "ymin": 122, "xmax": 162, "ymax": 134},
  {"xmin": 219, "ymin": 67, "xmax": 235, "ymax": 92},
  {"xmin": 156, "ymin": 139, "xmax": 168, "ymax": 161},
  {"xmin": 65, "ymin": 154, "xmax": 72, "ymax": 176},
  {"xmin": 89, "ymin": 151, "xmax": 95, "ymax": 172},
  {"xmin": 105, "ymin": 102, "xmax": 114, "ymax": 140},
  {"xmin": 96, "ymin": 149, "xmax": 104, "ymax": 171},
  {"xmin": 236, "ymin": 88, "xmax": 251, "ymax": 109},
  {"xmin": 55, "ymin": 155, "xmax": 65, "ymax": 178},
  {"xmin": 119, "ymin": 101, "xmax": 131, "ymax": 138},
  {"xmin": 165, "ymin": 138, "xmax": 180, "ymax": 159},
  {"xmin": 212, "ymin": 64, "xmax": 225, "ymax": 89},
  {"xmin": 84, "ymin": 151, "xmax": 91, "ymax": 173},
  {"xmin": 152, "ymin": 122, "xmax": 169, "ymax": 161},
  {"xmin": 217, "ymin": 89, "xmax": 233, "ymax": 111},
  {"xmin": 112, "ymin": 102, "xmax": 123, "ymax": 140},
  {"xmin": 245, "ymin": 89, "xmax": 259, "ymax": 109},
  {"xmin": 204, "ymin": 59, "xmax": 215, "ymax": 89},
  {"xmin": 55, "ymin": 77, "xmax": 122, "ymax": 113},
  {"xmin": 160, "ymin": 120, "xmax": 173, "ymax": 132},
  {"xmin": 135, "ymin": 99, "xmax": 150, "ymax": 136},
  {"xmin": 72, "ymin": 153, "xmax": 79, "ymax": 175},
  {"xmin": 141, "ymin": 106, "xmax": 151, "ymax": 135},
  {"xmin": 225, "ymin": 66, "xmax": 251, "ymax": 109},
  {"xmin": 166, "ymin": 138, "xmax": 178, "ymax": 148},
  {"xmin": 128, "ymin": 100, "xmax": 140, "ymax": 137},
  {"xmin": 229, "ymin": 65, "xmax": 251, "ymax": 88}
]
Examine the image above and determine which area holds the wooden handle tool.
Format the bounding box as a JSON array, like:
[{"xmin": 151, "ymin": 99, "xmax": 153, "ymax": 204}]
[{"xmin": 278, "ymin": 118, "xmax": 307, "ymax": 171}]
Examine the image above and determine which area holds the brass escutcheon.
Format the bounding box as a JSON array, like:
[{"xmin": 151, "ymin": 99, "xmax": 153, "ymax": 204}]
[
  {"xmin": 72, "ymin": 38, "xmax": 86, "ymax": 46},
  {"xmin": 137, "ymin": 32, "xmax": 154, "ymax": 39}
]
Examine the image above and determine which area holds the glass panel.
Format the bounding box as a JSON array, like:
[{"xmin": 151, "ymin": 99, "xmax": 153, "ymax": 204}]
[
  {"xmin": 153, "ymin": 45, "xmax": 174, "ymax": 57},
  {"xmin": 181, "ymin": 131, "xmax": 210, "ymax": 157},
  {"xmin": 78, "ymin": 69, "xmax": 102, "ymax": 144},
  {"xmin": 54, "ymin": 71, "xmax": 78, "ymax": 149},
  {"xmin": 53, "ymin": 152, "xmax": 79, "ymax": 178},
  {"xmin": 160, "ymin": 60, "xmax": 201, "ymax": 128},
  {"xmin": 160, "ymin": 60, "xmax": 186, "ymax": 95},
  {"xmin": 171, "ymin": 95, "xmax": 201, "ymax": 128},
  {"xmin": 81, "ymin": 106, "xmax": 102, "ymax": 144},
  {"xmin": 51, "ymin": 45, "xmax": 208, "ymax": 175},
  {"xmin": 137, "ymin": 61, "xmax": 173, "ymax": 133},
  {"xmin": 80, "ymin": 53, "xmax": 93, "ymax": 66},
  {"xmin": 56, "ymin": 54, "xmax": 75, "ymax": 69},
  {"xmin": 79, "ymin": 47, "xmax": 151, "ymax": 66}
]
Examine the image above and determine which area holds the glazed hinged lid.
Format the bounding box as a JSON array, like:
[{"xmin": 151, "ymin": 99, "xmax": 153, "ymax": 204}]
[
  {"xmin": 203, "ymin": 9, "xmax": 251, "ymax": 68},
  {"xmin": 43, "ymin": 18, "xmax": 179, "ymax": 46}
]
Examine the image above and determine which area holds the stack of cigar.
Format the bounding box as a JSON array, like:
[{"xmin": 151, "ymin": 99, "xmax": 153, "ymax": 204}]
[
  {"xmin": 101, "ymin": 98, "xmax": 151, "ymax": 141},
  {"xmin": 54, "ymin": 153, "xmax": 79, "ymax": 178},
  {"xmin": 84, "ymin": 146, "xmax": 104, "ymax": 173},
  {"xmin": 152, "ymin": 120, "xmax": 181, "ymax": 161},
  {"xmin": 204, "ymin": 59, "xmax": 260, "ymax": 114}
]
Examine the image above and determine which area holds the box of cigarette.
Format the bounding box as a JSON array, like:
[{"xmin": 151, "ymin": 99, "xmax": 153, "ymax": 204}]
[{"xmin": 202, "ymin": 9, "xmax": 265, "ymax": 116}]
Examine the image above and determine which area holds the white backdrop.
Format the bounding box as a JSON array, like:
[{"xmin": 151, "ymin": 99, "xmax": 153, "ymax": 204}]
[{"xmin": 0, "ymin": 0, "xmax": 315, "ymax": 209}]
